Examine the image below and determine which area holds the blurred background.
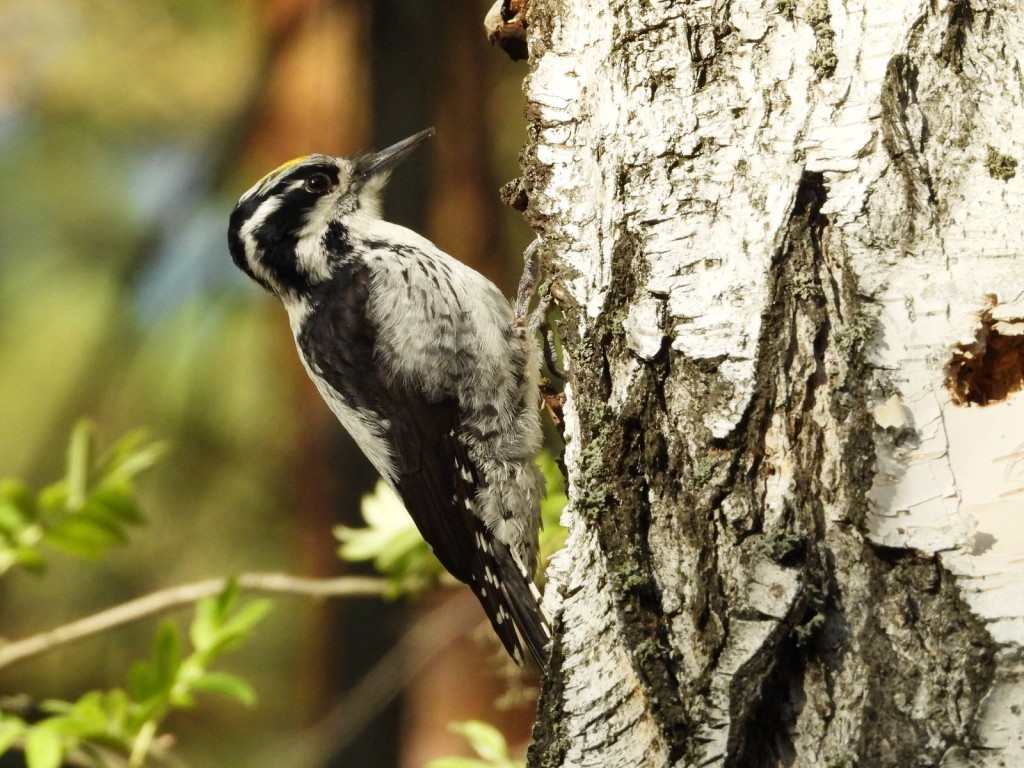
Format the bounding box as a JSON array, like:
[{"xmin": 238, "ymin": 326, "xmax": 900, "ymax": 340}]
[{"xmin": 0, "ymin": 0, "xmax": 542, "ymax": 764}]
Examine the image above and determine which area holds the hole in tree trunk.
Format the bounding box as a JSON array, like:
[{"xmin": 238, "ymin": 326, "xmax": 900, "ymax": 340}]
[{"xmin": 946, "ymin": 294, "xmax": 1024, "ymax": 405}]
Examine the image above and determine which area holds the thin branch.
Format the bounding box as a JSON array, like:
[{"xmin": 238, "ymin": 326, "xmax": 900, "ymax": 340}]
[{"xmin": 0, "ymin": 572, "xmax": 387, "ymax": 672}]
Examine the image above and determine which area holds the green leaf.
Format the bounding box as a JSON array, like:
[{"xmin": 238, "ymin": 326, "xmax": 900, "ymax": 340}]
[
  {"xmin": 65, "ymin": 420, "xmax": 96, "ymax": 511},
  {"xmin": 450, "ymin": 720, "xmax": 509, "ymax": 762},
  {"xmin": 189, "ymin": 672, "xmax": 256, "ymax": 706},
  {"xmin": 98, "ymin": 434, "xmax": 167, "ymax": 484},
  {"xmin": 152, "ymin": 621, "xmax": 182, "ymax": 686},
  {"xmin": 0, "ymin": 715, "xmax": 27, "ymax": 755},
  {"xmin": 189, "ymin": 592, "xmax": 218, "ymax": 650},
  {"xmin": 72, "ymin": 691, "xmax": 108, "ymax": 728},
  {"xmin": 213, "ymin": 579, "xmax": 241, "ymax": 622},
  {"xmin": 215, "ymin": 600, "xmax": 272, "ymax": 646},
  {"xmin": 167, "ymin": 689, "xmax": 197, "ymax": 710},
  {"xmin": 35, "ymin": 715, "xmax": 92, "ymax": 741},
  {"xmin": 36, "ymin": 483, "xmax": 68, "ymax": 515},
  {"xmin": 38, "ymin": 700, "xmax": 72, "ymax": 716},
  {"xmin": 0, "ymin": 479, "xmax": 36, "ymax": 522},
  {"xmin": 190, "ymin": 584, "xmax": 270, "ymax": 658},
  {"xmin": 24, "ymin": 726, "xmax": 63, "ymax": 768},
  {"xmin": 128, "ymin": 660, "xmax": 162, "ymax": 703},
  {"xmin": 45, "ymin": 515, "xmax": 128, "ymax": 558},
  {"xmin": 6, "ymin": 545, "xmax": 46, "ymax": 574},
  {"xmin": 336, "ymin": 524, "xmax": 401, "ymax": 562},
  {"xmin": 128, "ymin": 696, "xmax": 165, "ymax": 731},
  {"xmin": 89, "ymin": 483, "xmax": 145, "ymax": 524},
  {"xmin": 0, "ymin": 506, "xmax": 25, "ymax": 538},
  {"xmin": 190, "ymin": 582, "xmax": 238, "ymax": 651},
  {"xmin": 103, "ymin": 689, "xmax": 130, "ymax": 732},
  {"xmin": 336, "ymin": 480, "xmax": 446, "ymax": 595},
  {"xmin": 0, "ymin": 424, "xmax": 166, "ymax": 577},
  {"xmin": 0, "ymin": 481, "xmax": 34, "ymax": 536}
]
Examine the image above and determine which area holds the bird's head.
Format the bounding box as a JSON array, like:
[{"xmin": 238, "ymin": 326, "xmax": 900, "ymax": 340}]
[{"xmin": 227, "ymin": 128, "xmax": 434, "ymax": 299}]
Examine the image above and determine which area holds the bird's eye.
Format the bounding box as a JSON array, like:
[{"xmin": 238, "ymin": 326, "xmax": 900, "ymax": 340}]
[{"xmin": 304, "ymin": 173, "xmax": 332, "ymax": 194}]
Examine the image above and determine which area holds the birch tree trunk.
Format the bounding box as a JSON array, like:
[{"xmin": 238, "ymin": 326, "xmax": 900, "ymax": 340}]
[{"xmin": 517, "ymin": 0, "xmax": 1024, "ymax": 765}]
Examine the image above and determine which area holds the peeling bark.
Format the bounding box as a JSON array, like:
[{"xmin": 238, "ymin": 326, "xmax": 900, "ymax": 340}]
[{"xmin": 518, "ymin": 0, "xmax": 1024, "ymax": 765}]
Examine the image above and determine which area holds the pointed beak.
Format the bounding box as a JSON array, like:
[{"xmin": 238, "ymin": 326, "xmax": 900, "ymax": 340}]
[{"xmin": 353, "ymin": 128, "xmax": 434, "ymax": 181}]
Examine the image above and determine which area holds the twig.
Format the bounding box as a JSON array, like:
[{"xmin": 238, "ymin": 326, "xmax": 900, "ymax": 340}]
[{"xmin": 0, "ymin": 572, "xmax": 387, "ymax": 672}]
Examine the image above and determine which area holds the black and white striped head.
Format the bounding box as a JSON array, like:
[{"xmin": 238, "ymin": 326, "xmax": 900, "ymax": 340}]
[{"xmin": 227, "ymin": 128, "xmax": 433, "ymax": 299}]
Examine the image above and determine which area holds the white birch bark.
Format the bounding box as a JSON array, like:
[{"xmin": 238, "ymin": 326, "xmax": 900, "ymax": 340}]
[{"xmin": 518, "ymin": 0, "xmax": 1024, "ymax": 765}]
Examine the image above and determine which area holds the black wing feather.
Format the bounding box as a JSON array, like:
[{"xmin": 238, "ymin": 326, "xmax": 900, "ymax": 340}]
[{"xmin": 298, "ymin": 263, "xmax": 549, "ymax": 666}]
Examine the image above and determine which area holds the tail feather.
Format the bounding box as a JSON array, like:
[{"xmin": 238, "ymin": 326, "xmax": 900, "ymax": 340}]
[
  {"xmin": 467, "ymin": 518, "xmax": 550, "ymax": 669},
  {"xmin": 494, "ymin": 551, "xmax": 550, "ymax": 668}
]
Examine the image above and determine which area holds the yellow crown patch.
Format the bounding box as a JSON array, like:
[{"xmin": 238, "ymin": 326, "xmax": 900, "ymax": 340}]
[
  {"xmin": 240, "ymin": 155, "xmax": 314, "ymax": 201},
  {"xmin": 257, "ymin": 155, "xmax": 311, "ymax": 187}
]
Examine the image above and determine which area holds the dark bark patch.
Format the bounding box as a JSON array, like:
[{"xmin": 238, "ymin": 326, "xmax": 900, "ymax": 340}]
[
  {"xmin": 726, "ymin": 170, "xmax": 838, "ymax": 763},
  {"xmin": 499, "ymin": 177, "xmax": 530, "ymax": 211},
  {"xmin": 528, "ymin": 613, "xmax": 570, "ymax": 768},
  {"xmin": 855, "ymin": 550, "xmax": 996, "ymax": 767},
  {"xmin": 938, "ymin": 0, "xmax": 974, "ymax": 72},
  {"xmin": 558, "ymin": 230, "xmax": 695, "ymax": 759},
  {"xmin": 880, "ymin": 55, "xmax": 937, "ymax": 226},
  {"xmin": 598, "ymin": 366, "xmax": 693, "ymax": 759}
]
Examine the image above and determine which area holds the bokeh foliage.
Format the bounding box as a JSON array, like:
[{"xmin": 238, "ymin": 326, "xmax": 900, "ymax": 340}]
[
  {"xmin": 1, "ymin": 1, "xmax": 321, "ymax": 764},
  {"xmin": 0, "ymin": 0, "xmax": 548, "ymax": 764}
]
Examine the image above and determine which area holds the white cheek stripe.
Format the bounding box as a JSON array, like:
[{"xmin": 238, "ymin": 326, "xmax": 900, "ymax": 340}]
[
  {"xmin": 293, "ymin": 196, "xmax": 336, "ymax": 282},
  {"xmin": 239, "ymin": 196, "xmax": 281, "ymax": 288}
]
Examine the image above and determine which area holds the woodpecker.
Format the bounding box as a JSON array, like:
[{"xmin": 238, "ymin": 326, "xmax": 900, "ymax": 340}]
[{"xmin": 227, "ymin": 129, "xmax": 549, "ymax": 667}]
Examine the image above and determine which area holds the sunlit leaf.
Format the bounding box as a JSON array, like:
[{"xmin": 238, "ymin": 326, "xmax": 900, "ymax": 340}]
[
  {"xmin": 190, "ymin": 584, "xmax": 269, "ymax": 658},
  {"xmin": 191, "ymin": 584, "xmax": 234, "ymax": 651},
  {"xmin": 450, "ymin": 720, "xmax": 509, "ymax": 762},
  {"xmin": 0, "ymin": 715, "xmax": 27, "ymax": 755},
  {"xmin": 65, "ymin": 692, "xmax": 110, "ymax": 733},
  {"xmin": 24, "ymin": 726, "xmax": 63, "ymax": 768},
  {"xmin": 45, "ymin": 515, "xmax": 128, "ymax": 558},
  {"xmin": 424, "ymin": 720, "xmax": 523, "ymax": 768},
  {"xmin": 212, "ymin": 579, "xmax": 241, "ymax": 622},
  {"xmin": 537, "ymin": 451, "xmax": 568, "ymax": 569},
  {"xmin": 65, "ymin": 419, "xmax": 96, "ymax": 511},
  {"xmin": 215, "ymin": 600, "xmax": 272, "ymax": 645},
  {"xmin": 12, "ymin": 546, "xmax": 46, "ymax": 573},
  {"xmin": 0, "ymin": 479, "xmax": 35, "ymax": 528},
  {"xmin": 104, "ymin": 688, "xmax": 129, "ymax": 729},
  {"xmin": 99, "ymin": 436, "xmax": 168, "ymax": 484},
  {"xmin": 89, "ymin": 483, "xmax": 145, "ymax": 524},
  {"xmin": 128, "ymin": 660, "xmax": 162, "ymax": 703},
  {"xmin": 338, "ymin": 452, "xmax": 567, "ymax": 597},
  {"xmin": 38, "ymin": 700, "xmax": 72, "ymax": 716},
  {"xmin": 152, "ymin": 621, "xmax": 182, "ymax": 686},
  {"xmin": 0, "ymin": 503, "xmax": 27, "ymax": 537},
  {"xmin": 190, "ymin": 591, "xmax": 218, "ymax": 650},
  {"xmin": 336, "ymin": 480, "xmax": 443, "ymax": 595},
  {"xmin": 190, "ymin": 672, "xmax": 256, "ymax": 706},
  {"xmin": 35, "ymin": 483, "xmax": 68, "ymax": 515}
]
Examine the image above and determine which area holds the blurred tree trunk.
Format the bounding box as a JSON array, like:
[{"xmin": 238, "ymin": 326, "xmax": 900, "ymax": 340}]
[{"xmin": 521, "ymin": 0, "xmax": 1024, "ymax": 765}]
